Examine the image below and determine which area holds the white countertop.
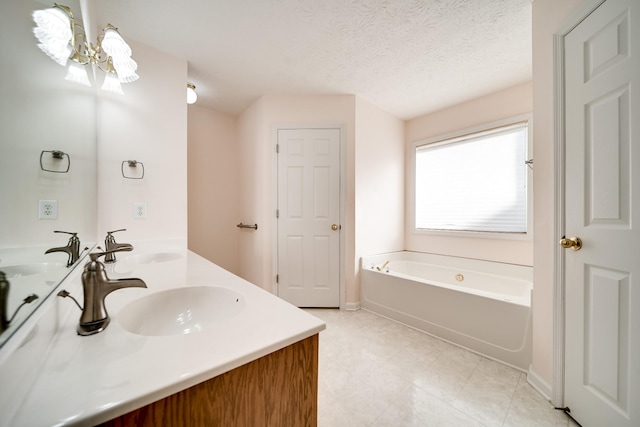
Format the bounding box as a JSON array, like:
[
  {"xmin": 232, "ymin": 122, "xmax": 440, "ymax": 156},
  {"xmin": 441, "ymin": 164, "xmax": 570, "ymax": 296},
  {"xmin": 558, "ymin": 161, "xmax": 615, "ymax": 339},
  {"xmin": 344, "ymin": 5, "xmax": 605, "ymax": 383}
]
[{"xmin": 0, "ymin": 245, "xmax": 325, "ymax": 426}]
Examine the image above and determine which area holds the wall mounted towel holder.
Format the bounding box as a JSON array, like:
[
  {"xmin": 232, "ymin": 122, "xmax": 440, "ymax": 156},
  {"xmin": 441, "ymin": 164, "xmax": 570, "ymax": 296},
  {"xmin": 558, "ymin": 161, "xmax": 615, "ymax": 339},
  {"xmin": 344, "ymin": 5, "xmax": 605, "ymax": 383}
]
[
  {"xmin": 122, "ymin": 160, "xmax": 145, "ymax": 179},
  {"xmin": 40, "ymin": 150, "xmax": 70, "ymax": 173},
  {"xmin": 237, "ymin": 223, "xmax": 258, "ymax": 230}
]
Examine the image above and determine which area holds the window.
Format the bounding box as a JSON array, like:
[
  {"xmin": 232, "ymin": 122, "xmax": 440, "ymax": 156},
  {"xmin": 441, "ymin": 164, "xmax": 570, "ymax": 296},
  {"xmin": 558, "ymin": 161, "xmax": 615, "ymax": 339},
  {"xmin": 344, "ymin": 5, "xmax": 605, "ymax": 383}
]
[{"xmin": 414, "ymin": 119, "xmax": 530, "ymax": 235}]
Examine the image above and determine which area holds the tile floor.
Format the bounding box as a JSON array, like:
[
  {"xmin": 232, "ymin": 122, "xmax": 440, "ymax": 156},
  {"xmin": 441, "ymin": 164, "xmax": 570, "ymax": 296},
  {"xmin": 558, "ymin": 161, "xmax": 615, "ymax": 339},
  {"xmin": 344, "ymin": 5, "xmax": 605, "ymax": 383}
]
[{"xmin": 305, "ymin": 308, "xmax": 579, "ymax": 427}]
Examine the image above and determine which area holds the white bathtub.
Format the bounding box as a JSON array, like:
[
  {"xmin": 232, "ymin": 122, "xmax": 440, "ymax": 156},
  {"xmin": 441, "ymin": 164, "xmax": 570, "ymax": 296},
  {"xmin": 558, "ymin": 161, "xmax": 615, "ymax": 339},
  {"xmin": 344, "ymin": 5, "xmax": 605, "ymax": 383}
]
[{"xmin": 361, "ymin": 251, "xmax": 532, "ymax": 370}]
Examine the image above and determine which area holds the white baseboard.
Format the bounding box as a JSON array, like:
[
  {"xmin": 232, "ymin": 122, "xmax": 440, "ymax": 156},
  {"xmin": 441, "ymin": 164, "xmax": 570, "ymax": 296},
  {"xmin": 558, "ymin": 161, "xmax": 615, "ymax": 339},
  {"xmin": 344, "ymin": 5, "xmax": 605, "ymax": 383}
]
[
  {"xmin": 527, "ymin": 366, "xmax": 553, "ymax": 401},
  {"xmin": 344, "ymin": 301, "xmax": 361, "ymax": 311}
]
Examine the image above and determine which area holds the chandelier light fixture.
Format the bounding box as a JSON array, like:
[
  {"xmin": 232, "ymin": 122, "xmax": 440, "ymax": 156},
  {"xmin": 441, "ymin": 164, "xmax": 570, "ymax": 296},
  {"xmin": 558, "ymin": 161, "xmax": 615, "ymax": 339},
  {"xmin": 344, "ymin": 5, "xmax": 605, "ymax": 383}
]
[
  {"xmin": 186, "ymin": 82, "xmax": 198, "ymax": 104},
  {"xmin": 32, "ymin": 4, "xmax": 139, "ymax": 94}
]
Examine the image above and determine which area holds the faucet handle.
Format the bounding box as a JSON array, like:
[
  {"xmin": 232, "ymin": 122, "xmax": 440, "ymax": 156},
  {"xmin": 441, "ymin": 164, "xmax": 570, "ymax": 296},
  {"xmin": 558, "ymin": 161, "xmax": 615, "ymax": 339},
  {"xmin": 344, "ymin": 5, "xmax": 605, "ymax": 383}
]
[
  {"xmin": 54, "ymin": 230, "xmax": 78, "ymax": 238},
  {"xmin": 106, "ymin": 228, "xmax": 126, "ymax": 236},
  {"xmin": 89, "ymin": 246, "xmax": 134, "ymax": 263}
]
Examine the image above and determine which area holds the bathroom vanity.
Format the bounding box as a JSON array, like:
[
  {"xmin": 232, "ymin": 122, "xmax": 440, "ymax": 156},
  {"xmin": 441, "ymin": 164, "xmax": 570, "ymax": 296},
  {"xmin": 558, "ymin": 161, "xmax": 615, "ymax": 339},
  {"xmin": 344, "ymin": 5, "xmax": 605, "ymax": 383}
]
[{"xmin": 0, "ymin": 243, "xmax": 325, "ymax": 426}]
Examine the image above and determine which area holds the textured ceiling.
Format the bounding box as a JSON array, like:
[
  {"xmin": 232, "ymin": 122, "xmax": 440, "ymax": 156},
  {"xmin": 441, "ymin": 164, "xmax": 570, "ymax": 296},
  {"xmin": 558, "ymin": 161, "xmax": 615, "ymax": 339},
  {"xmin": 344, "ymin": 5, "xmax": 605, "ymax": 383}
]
[{"xmin": 92, "ymin": 0, "xmax": 532, "ymax": 120}]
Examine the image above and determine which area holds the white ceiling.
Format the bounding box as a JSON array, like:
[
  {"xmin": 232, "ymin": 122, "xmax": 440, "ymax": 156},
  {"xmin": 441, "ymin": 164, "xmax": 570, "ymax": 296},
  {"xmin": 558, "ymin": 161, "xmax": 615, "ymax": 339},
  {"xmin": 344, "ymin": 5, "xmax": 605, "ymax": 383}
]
[{"xmin": 92, "ymin": 0, "xmax": 532, "ymax": 120}]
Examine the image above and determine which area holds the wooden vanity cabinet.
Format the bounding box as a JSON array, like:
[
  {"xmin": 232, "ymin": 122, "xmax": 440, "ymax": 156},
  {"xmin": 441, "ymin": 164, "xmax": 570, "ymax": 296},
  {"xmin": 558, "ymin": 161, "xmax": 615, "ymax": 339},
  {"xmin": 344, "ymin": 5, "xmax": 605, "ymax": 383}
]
[{"xmin": 100, "ymin": 334, "xmax": 319, "ymax": 427}]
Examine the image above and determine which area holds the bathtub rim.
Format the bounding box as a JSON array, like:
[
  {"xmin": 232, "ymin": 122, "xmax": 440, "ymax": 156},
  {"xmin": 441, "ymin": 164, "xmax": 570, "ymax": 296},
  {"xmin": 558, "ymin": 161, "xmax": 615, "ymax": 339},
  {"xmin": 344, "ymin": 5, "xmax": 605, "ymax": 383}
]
[
  {"xmin": 366, "ymin": 265, "xmax": 532, "ymax": 307},
  {"xmin": 361, "ymin": 251, "xmax": 533, "ymax": 281}
]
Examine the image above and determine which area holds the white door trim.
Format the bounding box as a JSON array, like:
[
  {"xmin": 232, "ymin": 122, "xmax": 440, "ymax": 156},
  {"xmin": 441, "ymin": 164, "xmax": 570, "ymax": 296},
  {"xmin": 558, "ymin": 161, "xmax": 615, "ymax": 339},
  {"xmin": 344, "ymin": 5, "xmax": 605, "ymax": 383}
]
[
  {"xmin": 271, "ymin": 124, "xmax": 347, "ymax": 309},
  {"xmin": 552, "ymin": 0, "xmax": 607, "ymax": 408}
]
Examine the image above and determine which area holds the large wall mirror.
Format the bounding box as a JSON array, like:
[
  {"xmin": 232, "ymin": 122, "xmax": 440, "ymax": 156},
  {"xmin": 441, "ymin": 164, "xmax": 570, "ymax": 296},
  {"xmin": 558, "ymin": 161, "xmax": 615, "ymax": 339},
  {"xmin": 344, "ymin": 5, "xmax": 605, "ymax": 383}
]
[{"xmin": 0, "ymin": 0, "xmax": 97, "ymax": 348}]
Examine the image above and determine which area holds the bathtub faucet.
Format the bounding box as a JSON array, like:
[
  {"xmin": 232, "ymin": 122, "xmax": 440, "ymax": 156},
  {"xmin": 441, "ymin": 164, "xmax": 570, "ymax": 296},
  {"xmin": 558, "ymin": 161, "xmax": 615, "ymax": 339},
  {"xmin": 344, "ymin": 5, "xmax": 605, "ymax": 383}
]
[{"xmin": 375, "ymin": 260, "xmax": 390, "ymax": 272}]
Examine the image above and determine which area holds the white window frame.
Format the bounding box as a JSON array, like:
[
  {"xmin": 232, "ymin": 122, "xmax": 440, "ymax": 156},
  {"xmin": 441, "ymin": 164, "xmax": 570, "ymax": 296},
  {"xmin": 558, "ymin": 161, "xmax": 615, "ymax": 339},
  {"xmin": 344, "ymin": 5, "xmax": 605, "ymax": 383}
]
[{"xmin": 409, "ymin": 114, "xmax": 533, "ymax": 240}]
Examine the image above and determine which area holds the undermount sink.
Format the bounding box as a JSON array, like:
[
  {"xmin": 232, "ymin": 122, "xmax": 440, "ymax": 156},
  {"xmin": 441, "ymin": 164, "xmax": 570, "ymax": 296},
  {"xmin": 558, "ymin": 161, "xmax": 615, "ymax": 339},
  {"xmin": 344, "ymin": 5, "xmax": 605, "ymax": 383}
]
[
  {"xmin": 117, "ymin": 286, "xmax": 245, "ymax": 337},
  {"xmin": 1, "ymin": 262, "xmax": 65, "ymax": 279},
  {"xmin": 124, "ymin": 252, "xmax": 184, "ymax": 265}
]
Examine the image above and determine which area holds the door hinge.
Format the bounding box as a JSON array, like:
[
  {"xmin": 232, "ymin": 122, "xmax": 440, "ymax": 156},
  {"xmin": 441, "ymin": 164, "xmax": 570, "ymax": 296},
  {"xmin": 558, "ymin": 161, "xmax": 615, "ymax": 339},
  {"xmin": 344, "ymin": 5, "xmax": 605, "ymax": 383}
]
[
  {"xmin": 276, "ymin": 144, "xmax": 279, "ymax": 153},
  {"xmin": 276, "ymin": 209, "xmax": 279, "ymax": 218},
  {"xmin": 276, "ymin": 274, "xmax": 279, "ymax": 283}
]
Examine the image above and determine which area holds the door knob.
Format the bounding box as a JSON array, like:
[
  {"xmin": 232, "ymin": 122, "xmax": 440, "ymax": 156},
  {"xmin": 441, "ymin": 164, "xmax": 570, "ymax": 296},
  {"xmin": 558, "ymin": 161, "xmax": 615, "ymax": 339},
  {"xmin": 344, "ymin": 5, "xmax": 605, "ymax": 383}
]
[
  {"xmin": 559, "ymin": 236, "xmax": 582, "ymax": 251},
  {"xmin": 331, "ymin": 224, "xmax": 340, "ymax": 231}
]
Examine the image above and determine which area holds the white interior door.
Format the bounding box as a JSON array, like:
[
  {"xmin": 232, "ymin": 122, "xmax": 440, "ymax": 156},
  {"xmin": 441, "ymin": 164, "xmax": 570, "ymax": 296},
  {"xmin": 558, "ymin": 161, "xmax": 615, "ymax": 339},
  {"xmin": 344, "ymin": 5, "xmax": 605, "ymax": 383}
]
[
  {"xmin": 276, "ymin": 128, "xmax": 340, "ymax": 307},
  {"xmin": 564, "ymin": 0, "xmax": 639, "ymax": 425}
]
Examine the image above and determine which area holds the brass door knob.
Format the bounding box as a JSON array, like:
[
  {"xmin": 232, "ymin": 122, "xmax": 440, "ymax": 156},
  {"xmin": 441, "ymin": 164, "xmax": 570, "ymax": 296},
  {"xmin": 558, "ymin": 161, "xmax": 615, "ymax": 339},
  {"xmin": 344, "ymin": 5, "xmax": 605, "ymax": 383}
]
[
  {"xmin": 331, "ymin": 224, "xmax": 339, "ymax": 231},
  {"xmin": 559, "ymin": 236, "xmax": 582, "ymax": 251}
]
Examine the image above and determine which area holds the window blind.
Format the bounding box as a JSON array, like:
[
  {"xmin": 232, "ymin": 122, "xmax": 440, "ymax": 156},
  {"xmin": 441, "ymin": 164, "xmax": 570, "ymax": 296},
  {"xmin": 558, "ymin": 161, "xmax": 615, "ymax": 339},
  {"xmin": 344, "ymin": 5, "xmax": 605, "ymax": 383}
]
[{"xmin": 415, "ymin": 122, "xmax": 528, "ymax": 233}]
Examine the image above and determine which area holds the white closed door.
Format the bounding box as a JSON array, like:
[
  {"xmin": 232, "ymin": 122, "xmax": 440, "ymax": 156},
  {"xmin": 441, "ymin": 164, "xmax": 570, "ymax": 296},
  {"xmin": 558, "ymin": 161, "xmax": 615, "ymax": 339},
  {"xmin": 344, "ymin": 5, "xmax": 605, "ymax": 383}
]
[
  {"xmin": 564, "ymin": 0, "xmax": 639, "ymax": 425},
  {"xmin": 277, "ymin": 128, "xmax": 340, "ymax": 307}
]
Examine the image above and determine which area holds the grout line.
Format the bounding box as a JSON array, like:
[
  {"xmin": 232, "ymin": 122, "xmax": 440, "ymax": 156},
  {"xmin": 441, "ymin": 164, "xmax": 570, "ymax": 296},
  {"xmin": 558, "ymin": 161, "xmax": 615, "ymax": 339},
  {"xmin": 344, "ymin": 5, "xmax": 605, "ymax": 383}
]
[{"xmin": 500, "ymin": 371, "xmax": 524, "ymax": 426}]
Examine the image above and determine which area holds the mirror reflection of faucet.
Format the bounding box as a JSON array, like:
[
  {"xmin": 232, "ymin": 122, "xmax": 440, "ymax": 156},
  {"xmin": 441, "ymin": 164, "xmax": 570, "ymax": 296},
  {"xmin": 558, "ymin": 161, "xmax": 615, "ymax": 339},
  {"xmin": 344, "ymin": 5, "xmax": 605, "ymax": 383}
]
[
  {"xmin": 104, "ymin": 229, "xmax": 133, "ymax": 263},
  {"xmin": 44, "ymin": 231, "xmax": 81, "ymax": 267},
  {"xmin": 0, "ymin": 271, "xmax": 39, "ymax": 334},
  {"xmin": 57, "ymin": 247, "xmax": 146, "ymax": 336}
]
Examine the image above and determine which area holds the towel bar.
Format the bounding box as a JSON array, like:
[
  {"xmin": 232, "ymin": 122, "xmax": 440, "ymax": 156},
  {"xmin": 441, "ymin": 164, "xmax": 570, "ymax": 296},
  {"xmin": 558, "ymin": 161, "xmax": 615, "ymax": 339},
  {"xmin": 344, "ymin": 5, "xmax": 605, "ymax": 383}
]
[{"xmin": 236, "ymin": 223, "xmax": 258, "ymax": 230}]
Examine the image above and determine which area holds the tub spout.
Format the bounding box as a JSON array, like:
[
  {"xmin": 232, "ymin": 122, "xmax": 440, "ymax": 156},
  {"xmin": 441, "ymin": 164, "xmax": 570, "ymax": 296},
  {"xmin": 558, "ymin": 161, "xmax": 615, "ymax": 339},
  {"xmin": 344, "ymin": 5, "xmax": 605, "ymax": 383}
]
[
  {"xmin": 375, "ymin": 260, "xmax": 390, "ymax": 271},
  {"xmin": 77, "ymin": 250, "xmax": 147, "ymax": 336}
]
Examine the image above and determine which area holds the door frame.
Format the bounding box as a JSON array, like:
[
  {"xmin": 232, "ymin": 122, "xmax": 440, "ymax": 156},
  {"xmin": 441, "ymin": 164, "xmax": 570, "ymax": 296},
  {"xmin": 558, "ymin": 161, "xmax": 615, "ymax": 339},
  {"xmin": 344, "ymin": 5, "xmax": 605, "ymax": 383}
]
[
  {"xmin": 271, "ymin": 124, "xmax": 347, "ymax": 309},
  {"xmin": 552, "ymin": 0, "xmax": 607, "ymax": 408}
]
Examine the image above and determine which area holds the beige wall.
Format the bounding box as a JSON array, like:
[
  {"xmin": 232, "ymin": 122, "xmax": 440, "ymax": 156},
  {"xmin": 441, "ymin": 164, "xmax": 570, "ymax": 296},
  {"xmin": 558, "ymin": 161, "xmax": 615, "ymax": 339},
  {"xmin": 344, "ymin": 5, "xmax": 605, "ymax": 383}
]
[
  {"xmin": 404, "ymin": 82, "xmax": 534, "ymax": 266},
  {"xmin": 354, "ymin": 97, "xmax": 405, "ymax": 302},
  {"xmin": 531, "ymin": 0, "xmax": 590, "ymax": 394},
  {"xmin": 237, "ymin": 95, "xmax": 358, "ymax": 303},
  {"xmin": 97, "ymin": 39, "xmax": 187, "ymax": 245},
  {"xmin": 209, "ymin": 94, "xmax": 405, "ymax": 308},
  {"xmin": 236, "ymin": 96, "xmax": 270, "ymax": 289},
  {"xmin": 187, "ymin": 105, "xmax": 239, "ymax": 274}
]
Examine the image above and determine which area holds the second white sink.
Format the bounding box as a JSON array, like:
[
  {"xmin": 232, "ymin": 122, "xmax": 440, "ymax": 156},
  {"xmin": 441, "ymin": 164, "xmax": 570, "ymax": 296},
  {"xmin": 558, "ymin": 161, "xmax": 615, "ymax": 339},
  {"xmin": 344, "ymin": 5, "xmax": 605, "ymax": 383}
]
[
  {"xmin": 1, "ymin": 262, "xmax": 65, "ymax": 279},
  {"xmin": 124, "ymin": 252, "xmax": 184, "ymax": 265},
  {"xmin": 117, "ymin": 286, "xmax": 245, "ymax": 336}
]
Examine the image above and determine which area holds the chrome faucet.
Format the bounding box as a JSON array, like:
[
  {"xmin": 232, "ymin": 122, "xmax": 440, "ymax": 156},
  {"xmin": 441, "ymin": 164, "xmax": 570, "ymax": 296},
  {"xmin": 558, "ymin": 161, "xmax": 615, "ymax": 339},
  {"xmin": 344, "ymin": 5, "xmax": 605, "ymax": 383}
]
[
  {"xmin": 45, "ymin": 231, "xmax": 80, "ymax": 267},
  {"xmin": 104, "ymin": 229, "xmax": 132, "ymax": 263},
  {"xmin": 77, "ymin": 248, "xmax": 146, "ymax": 336},
  {"xmin": 0, "ymin": 271, "xmax": 39, "ymax": 333}
]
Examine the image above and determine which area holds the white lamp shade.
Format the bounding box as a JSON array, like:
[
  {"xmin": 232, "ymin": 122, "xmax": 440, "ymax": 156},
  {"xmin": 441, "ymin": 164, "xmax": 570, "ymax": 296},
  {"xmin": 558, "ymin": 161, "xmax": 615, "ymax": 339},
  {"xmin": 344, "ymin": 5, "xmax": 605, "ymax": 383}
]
[
  {"xmin": 112, "ymin": 57, "xmax": 139, "ymax": 83},
  {"xmin": 65, "ymin": 62, "xmax": 91, "ymax": 86},
  {"xmin": 101, "ymin": 72, "xmax": 124, "ymax": 94},
  {"xmin": 32, "ymin": 7, "xmax": 73, "ymax": 66},
  {"xmin": 101, "ymin": 27, "xmax": 132, "ymax": 58},
  {"xmin": 187, "ymin": 84, "xmax": 197, "ymax": 104}
]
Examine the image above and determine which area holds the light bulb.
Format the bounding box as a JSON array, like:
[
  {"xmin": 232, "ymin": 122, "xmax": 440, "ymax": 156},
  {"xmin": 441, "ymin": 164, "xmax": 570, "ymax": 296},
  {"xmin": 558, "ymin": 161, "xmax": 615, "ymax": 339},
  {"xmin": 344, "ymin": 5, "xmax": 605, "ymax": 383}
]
[{"xmin": 187, "ymin": 83, "xmax": 197, "ymax": 104}]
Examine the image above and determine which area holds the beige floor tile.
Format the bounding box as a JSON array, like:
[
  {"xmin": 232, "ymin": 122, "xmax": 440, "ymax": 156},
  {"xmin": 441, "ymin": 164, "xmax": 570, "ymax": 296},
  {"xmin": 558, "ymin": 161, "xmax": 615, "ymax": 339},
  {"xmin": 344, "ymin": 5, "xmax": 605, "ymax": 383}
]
[
  {"xmin": 318, "ymin": 393, "xmax": 368, "ymax": 427},
  {"xmin": 452, "ymin": 368, "xmax": 517, "ymax": 426},
  {"xmin": 372, "ymin": 385, "xmax": 485, "ymax": 427},
  {"xmin": 411, "ymin": 346, "xmax": 480, "ymax": 402},
  {"xmin": 475, "ymin": 357, "xmax": 523, "ymax": 388},
  {"xmin": 307, "ymin": 308, "xmax": 575, "ymax": 427},
  {"xmin": 503, "ymin": 378, "xmax": 570, "ymax": 427}
]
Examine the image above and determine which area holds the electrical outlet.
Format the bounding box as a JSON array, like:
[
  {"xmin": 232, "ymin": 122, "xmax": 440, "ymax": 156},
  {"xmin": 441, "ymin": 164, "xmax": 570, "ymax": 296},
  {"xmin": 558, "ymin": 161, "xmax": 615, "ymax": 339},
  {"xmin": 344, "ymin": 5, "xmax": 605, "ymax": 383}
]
[
  {"xmin": 39, "ymin": 200, "xmax": 58, "ymax": 219},
  {"xmin": 133, "ymin": 202, "xmax": 147, "ymax": 219}
]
